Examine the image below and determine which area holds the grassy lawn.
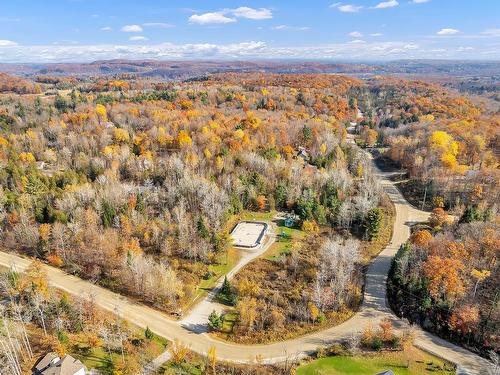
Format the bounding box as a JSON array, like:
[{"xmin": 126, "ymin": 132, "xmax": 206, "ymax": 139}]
[
  {"xmin": 240, "ymin": 210, "xmax": 277, "ymax": 221},
  {"xmin": 296, "ymin": 348, "xmax": 455, "ymax": 375},
  {"xmin": 185, "ymin": 247, "xmax": 241, "ymax": 311},
  {"xmin": 72, "ymin": 344, "xmax": 111, "ymax": 373},
  {"xmin": 264, "ymin": 220, "xmax": 305, "ymax": 261},
  {"xmin": 72, "ymin": 325, "xmax": 168, "ymax": 373}
]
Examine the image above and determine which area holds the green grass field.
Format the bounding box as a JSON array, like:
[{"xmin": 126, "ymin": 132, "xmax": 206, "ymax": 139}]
[
  {"xmin": 184, "ymin": 247, "xmax": 241, "ymax": 312},
  {"xmin": 296, "ymin": 348, "xmax": 455, "ymax": 375},
  {"xmin": 264, "ymin": 220, "xmax": 305, "ymax": 261}
]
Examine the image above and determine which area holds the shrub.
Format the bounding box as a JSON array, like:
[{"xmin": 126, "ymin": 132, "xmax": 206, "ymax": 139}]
[
  {"xmin": 145, "ymin": 326, "xmax": 154, "ymax": 340},
  {"xmin": 208, "ymin": 310, "xmax": 224, "ymax": 331},
  {"xmin": 371, "ymin": 337, "xmax": 383, "ymax": 351},
  {"xmin": 328, "ymin": 343, "xmax": 347, "ymax": 356}
]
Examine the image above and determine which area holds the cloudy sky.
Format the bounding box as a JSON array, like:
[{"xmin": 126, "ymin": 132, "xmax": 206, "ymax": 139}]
[{"xmin": 0, "ymin": 0, "xmax": 499, "ymax": 63}]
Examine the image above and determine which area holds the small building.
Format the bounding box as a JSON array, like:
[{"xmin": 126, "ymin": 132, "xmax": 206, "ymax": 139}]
[{"xmin": 32, "ymin": 353, "xmax": 86, "ymax": 375}]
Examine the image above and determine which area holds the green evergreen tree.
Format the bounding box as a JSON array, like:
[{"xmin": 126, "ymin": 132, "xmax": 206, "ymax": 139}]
[
  {"xmin": 208, "ymin": 310, "xmax": 223, "ymax": 331},
  {"xmin": 365, "ymin": 208, "xmax": 383, "ymax": 240},
  {"xmin": 145, "ymin": 326, "xmax": 154, "ymax": 340},
  {"xmin": 197, "ymin": 216, "xmax": 210, "ymax": 239},
  {"xmin": 221, "ymin": 276, "xmax": 231, "ymax": 296}
]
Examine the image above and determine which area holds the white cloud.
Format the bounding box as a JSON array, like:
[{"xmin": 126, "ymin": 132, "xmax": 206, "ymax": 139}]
[
  {"xmin": 437, "ymin": 28, "xmax": 459, "ymax": 35},
  {"xmin": 337, "ymin": 4, "xmax": 363, "ymax": 12},
  {"xmin": 189, "ymin": 7, "xmax": 272, "ymax": 25},
  {"xmin": 374, "ymin": 0, "xmax": 399, "ymax": 9},
  {"xmin": 272, "ymin": 25, "xmax": 310, "ymax": 31},
  {"xmin": 121, "ymin": 24, "xmax": 143, "ymax": 32},
  {"xmin": 101, "ymin": 26, "xmax": 112, "ymax": 31},
  {"xmin": 348, "ymin": 31, "xmax": 363, "ymax": 37},
  {"xmin": 370, "ymin": 33, "xmax": 383, "ymax": 36},
  {"xmin": 457, "ymin": 46, "xmax": 474, "ymax": 52},
  {"xmin": 129, "ymin": 36, "xmax": 148, "ymax": 41},
  {"xmin": 349, "ymin": 39, "xmax": 366, "ymax": 44},
  {"xmin": 189, "ymin": 12, "xmax": 236, "ymax": 24},
  {"xmin": 143, "ymin": 22, "xmax": 174, "ymax": 28},
  {"xmin": 0, "ymin": 39, "xmax": 496, "ymax": 62},
  {"xmin": 412, "ymin": 0, "xmax": 430, "ymax": 3},
  {"xmin": 0, "ymin": 40, "xmax": 18, "ymax": 46},
  {"xmin": 231, "ymin": 7, "xmax": 272, "ymax": 20},
  {"xmin": 482, "ymin": 28, "xmax": 500, "ymax": 37}
]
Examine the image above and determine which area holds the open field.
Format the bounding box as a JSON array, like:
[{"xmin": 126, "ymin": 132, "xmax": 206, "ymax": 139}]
[{"xmin": 297, "ymin": 347, "xmax": 455, "ymax": 375}]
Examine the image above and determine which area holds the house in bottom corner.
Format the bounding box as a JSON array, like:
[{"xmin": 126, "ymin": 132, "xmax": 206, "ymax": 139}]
[{"xmin": 32, "ymin": 352, "xmax": 86, "ymax": 375}]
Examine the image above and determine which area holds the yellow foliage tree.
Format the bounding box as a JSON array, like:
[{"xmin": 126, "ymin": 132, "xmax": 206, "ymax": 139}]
[
  {"xmin": 113, "ymin": 128, "xmax": 130, "ymax": 143},
  {"xmin": 308, "ymin": 302, "xmax": 320, "ymax": 322},
  {"xmin": 95, "ymin": 103, "xmax": 107, "ymax": 123},
  {"xmin": 237, "ymin": 277, "xmax": 260, "ymax": 298},
  {"xmin": 234, "ymin": 129, "xmax": 245, "ymax": 139},
  {"xmin": 203, "ymin": 148, "xmax": 212, "ymax": 159},
  {"xmin": 177, "ymin": 130, "xmax": 192, "ymax": 148},
  {"xmin": 19, "ymin": 151, "xmax": 36, "ymax": 163},
  {"xmin": 302, "ymin": 220, "xmax": 319, "ymax": 234},
  {"xmin": 320, "ymin": 143, "xmax": 327, "ymax": 154},
  {"xmin": 215, "ymin": 156, "xmax": 224, "ymax": 171}
]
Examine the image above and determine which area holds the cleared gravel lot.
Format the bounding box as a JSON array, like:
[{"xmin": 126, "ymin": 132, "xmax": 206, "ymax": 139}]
[{"xmin": 231, "ymin": 221, "xmax": 268, "ymax": 248}]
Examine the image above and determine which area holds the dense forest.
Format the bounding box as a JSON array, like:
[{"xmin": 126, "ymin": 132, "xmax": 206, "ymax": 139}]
[
  {"xmin": 0, "ymin": 71, "xmax": 498, "ymax": 362},
  {"xmin": 0, "ymin": 73, "xmax": 383, "ymax": 319}
]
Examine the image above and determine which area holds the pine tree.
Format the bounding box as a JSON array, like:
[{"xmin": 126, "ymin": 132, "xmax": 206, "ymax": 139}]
[
  {"xmin": 145, "ymin": 326, "xmax": 154, "ymax": 340},
  {"xmin": 365, "ymin": 208, "xmax": 383, "ymax": 240}
]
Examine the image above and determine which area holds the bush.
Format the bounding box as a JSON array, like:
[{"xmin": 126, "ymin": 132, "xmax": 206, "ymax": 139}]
[
  {"xmin": 208, "ymin": 310, "xmax": 224, "ymax": 331},
  {"xmin": 371, "ymin": 337, "xmax": 383, "ymax": 351},
  {"xmin": 145, "ymin": 326, "xmax": 154, "ymax": 340},
  {"xmin": 327, "ymin": 343, "xmax": 347, "ymax": 356}
]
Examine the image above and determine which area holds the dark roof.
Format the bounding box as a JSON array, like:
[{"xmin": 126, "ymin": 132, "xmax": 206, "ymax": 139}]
[{"xmin": 375, "ymin": 371, "xmax": 395, "ymax": 375}]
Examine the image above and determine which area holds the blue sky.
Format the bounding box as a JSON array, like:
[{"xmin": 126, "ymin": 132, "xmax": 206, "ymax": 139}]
[{"xmin": 0, "ymin": 0, "xmax": 499, "ymax": 62}]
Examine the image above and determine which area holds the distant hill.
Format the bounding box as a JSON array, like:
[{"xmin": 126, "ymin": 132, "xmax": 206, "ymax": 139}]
[
  {"xmin": 0, "ymin": 72, "xmax": 41, "ymax": 94},
  {"xmin": 0, "ymin": 59, "xmax": 498, "ymax": 80}
]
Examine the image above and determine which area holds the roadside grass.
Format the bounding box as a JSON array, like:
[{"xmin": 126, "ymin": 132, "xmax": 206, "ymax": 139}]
[
  {"xmin": 359, "ymin": 195, "xmax": 395, "ymax": 264},
  {"xmin": 296, "ymin": 347, "xmax": 455, "ymax": 375},
  {"xmin": 185, "ymin": 247, "xmax": 240, "ymax": 312},
  {"xmin": 219, "ymin": 311, "xmax": 238, "ymax": 335}
]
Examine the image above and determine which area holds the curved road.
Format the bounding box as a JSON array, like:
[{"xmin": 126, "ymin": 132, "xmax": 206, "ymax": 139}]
[{"xmin": 0, "ymin": 163, "xmax": 492, "ymax": 374}]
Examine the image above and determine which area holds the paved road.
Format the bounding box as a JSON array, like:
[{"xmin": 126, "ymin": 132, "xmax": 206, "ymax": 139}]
[{"xmin": 0, "ymin": 162, "xmax": 493, "ymax": 374}]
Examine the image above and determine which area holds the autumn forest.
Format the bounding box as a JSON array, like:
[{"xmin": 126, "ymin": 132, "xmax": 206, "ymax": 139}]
[{"xmin": 0, "ymin": 67, "xmax": 498, "ymax": 374}]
